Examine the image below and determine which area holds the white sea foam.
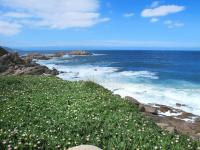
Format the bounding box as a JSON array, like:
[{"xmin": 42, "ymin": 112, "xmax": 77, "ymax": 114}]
[
  {"xmin": 92, "ymin": 53, "xmax": 107, "ymax": 56},
  {"xmin": 119, "ymin": 71, "xmax": 159, "ymax": 79},
  {"xmin": 158, "ymin": 111, "xmax": 182, "ymax": 117},
  {"xmin": 38, "ymin": 60, "xmax": 200, "ymax": 116}
]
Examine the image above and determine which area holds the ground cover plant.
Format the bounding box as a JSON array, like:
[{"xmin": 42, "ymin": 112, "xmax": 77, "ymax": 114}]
[{"xmin": 0, "ymin": 76, "xmax": 199, "ymax": 150}]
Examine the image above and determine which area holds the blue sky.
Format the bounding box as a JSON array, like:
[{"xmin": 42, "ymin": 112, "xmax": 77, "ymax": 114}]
[{"xmin": 0, "ymin": 0, "xmax": 200, "ymax": 50}]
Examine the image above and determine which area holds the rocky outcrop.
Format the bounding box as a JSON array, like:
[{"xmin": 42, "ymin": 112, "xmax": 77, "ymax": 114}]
[
  {"xmin": 1, "ymin": 64, "xmax": 59, "ymax": 76},
  {"xmin": 0, "ymin": 52, "xmax": 58, "ymax": 76},
  {"xmin": 23, "ymin": 52, "xmax": 68, "ymax": 61},
  {"xmin": 54, "ymin": 52, "xmax": 66, "ymax": 57},
  {"xmin": 123, "ymin": 96, "xmax": 200, "ymax": 139},
  {"xmin": 139, "ymin": 104, "xmax": 158, "ymax": 115},
  {"xmin": 125, "ymin": 96, "xmax": 140, "ymax": 105},
  {"xmin": 68, "ymin": 50, "xmax": 92, "ymax": 56},
  {"xmin": 22, "ymin": 50, "xmax": 91, "ymax": 61},
  {"xmin": 0, "ymin": 46, "xmax": 9, "ymax": 57},
  {"xmin": 156, "ymin": 123, "xmax": 177, "ymax": 134},
  {"xmin": 25, "ymin": 53, "xmax": 51, "ymax": 60},
  {"xmin": 0, "ymin": 52, "xmax": 25, "ymax": 66}
]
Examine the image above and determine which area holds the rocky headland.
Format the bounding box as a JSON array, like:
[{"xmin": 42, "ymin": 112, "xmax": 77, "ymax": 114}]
[
  {"xmin": 20, "ymin": 50, "xmax": 92, "ymax": 61},
  {"xmin": 0, "ymin": 46, "xmax": 58, "ymax": 76}
]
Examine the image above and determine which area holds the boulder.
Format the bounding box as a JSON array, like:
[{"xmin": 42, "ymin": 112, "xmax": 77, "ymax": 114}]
[
  {"xmin": 159, "ymin": 105, "xmax": 173, "ymax": 113},
  {"xmin": 139, "ymin": 104, "xmax": 145, "ymax": 112},
  {"xmin": 139, "ymin": 104, "xmax": 158, "ymax": 115},
  {"xmin": 144, "ymin": 105, "xmax": 158, "ymax": 115},
  {"xmin": 176, "ymin": 103, "xmax": 187, "ymax": 107},
  {"xmin": 125, "ymin": 96, "xmax": 140, "ymax": 105},
  {"xmin": 68, "ymin": 145, "xmax": 102, "ymax": 150}
]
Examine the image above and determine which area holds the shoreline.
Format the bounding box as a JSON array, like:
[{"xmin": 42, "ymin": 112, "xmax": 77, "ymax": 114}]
[
  {"xmin": 1, "ymin": 49, "xmax": 199, "ymax": 140},
  {"xmin": 122, "ymin": 96, "xmax": 200, "ymax": 140},
  {"xmin": 32, "ymin": 52, "xmax": 200, "ymax": 139},
  {"xmin": 1, "ymin": 75, "xmax": 199, "ymax": 149}
]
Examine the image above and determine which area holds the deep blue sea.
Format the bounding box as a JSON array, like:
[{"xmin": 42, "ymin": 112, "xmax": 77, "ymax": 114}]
[{"xmin": 19, "ymin": 50, "xmax": 200, "ymax": 116}]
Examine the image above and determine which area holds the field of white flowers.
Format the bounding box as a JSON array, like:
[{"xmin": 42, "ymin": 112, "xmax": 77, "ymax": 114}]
[{"xmin": 0, "ymin": 76, "xmax": 199, "ymax": 150}]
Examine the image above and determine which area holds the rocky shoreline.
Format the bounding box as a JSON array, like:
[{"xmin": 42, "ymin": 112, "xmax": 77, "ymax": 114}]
[
  {"xmin": 1, "ymin": 46, "xmax": 200, "ymax": 141},
  {"xmin": 22, "ymin": 50, "xmax": 92, "ymax": 60},
  {"xmin": 123, "ymin": 96, "xmax": 200, "ymax": 140},
  {"xmin": 0, "ymin": 47, "xmax": 58, "ymax": 76},
  {"xmin": 0, "ymin": 47, "xmax": 92, "ymax": 76}
]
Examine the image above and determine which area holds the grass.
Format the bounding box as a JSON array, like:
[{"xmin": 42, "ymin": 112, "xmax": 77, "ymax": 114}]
[{"xmin": 0, "ymin": 76, "xmax": 199, "ymax": 150}]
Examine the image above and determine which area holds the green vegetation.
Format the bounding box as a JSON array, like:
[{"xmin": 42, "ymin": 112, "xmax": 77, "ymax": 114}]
[{"xmin": 0, "ymin": 76, "xmax": 199, "ymax": 150}]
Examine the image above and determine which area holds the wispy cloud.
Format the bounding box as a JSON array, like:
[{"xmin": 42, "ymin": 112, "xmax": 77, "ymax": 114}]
[
  {"xmin": 141, "ymin": 5, "xmax": 185, "ymax": 18},
  {"xmin": 164, "ymin": 20, "xmax": 184, "ymax": 28},
  {"xmin": 150, "ymin": 18, "xmax": 159, "ymax": 23},
  {"xmin": 1, "ymin": 12, "xmax": 33, "ymax": 18},
  {"xmin": 0, "ymin": 0, "xmax": 109, "ymax": 36},
  {"xmin": 123, "ymin": 13, "xmax": 134, "ymax": 18},
  {"xmin": 0, "ymin": 20, "xmax": 21, "ymax": 36}
]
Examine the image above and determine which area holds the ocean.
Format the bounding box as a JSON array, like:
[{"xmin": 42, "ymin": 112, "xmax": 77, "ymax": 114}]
[{"xmin": 20, "ymin": 50, "xmax": 200, "ymax": 116}]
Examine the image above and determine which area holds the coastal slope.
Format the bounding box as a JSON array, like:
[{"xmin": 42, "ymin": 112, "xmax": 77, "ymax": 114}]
[{"xmin": 0, "ymin": 76, "xmax": 199, "ymax": 149}]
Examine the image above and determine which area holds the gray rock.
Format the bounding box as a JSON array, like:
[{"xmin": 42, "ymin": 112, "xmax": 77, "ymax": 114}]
[
  {"xmin": 68, "ymin": 145, "xmax": 102, "ymax": 150},
  {"xmin": 166, "ymin": 126, "xmax": 177, "ymax": 134},
  {"xmin": 13, "ymin": 65, "xmax": 59, "ymax": 75},
  {"xmin": 0, "ymin": 53, "xmax": 25, "ymax": 66},
  {"xmin": 176, "ymin": 103, "xmax": 187, "ymax": 107},
  {"xmin": 144, "ymin": 105, "xmax": 158, "ymax": 115},
  {"xmin": 68, "ymin": 50, "xmax": 92, "ymax": 56},
  {"xmin": 0, "ymin": 52, "xmax": 59, "ymax": 76},
  {"xmin": 25, "ymin": 53, "xmax": 51, "ymax": 60},
  {"xmin": 156, "ymin": 123, "xmax": 169, "ymax": 128},
  {"xmin": 139, "ymin": 104, "xmax": 145, "ymax": 112},
  {"xmin": 139, "ymin": 104, "xmax": 158, "ymax": 115},
  {"xmin": 125, "ymin": 96, "xmax": 140, "ymax": 105},
  {"xmin": 156, "ymin": 123, "xmax": 177, "ymax": 133}
]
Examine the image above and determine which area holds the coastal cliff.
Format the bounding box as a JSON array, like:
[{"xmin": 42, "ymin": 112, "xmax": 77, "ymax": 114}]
[{"xmin": 0, "ymin": 46, "xmax": 58, "ymax": 75}]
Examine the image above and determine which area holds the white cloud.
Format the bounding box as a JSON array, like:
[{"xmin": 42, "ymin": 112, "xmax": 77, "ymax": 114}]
[
  {"xmin": 2, "ymin": 12, "xmax": 33, "ymax": 18},
  {"xmin": 141, "ymin": 5, "xmax": 185, "ymax": 17},
  {"xmin": 0, "ymin": 20, "xmax": 21, "ymax": 36},
  {"xmin": 164, "ymin": 20, "xmax": 184, "ymax": 28},
  {"xmin": 150, "ymin": 18, "xmax": 159, "ymax": 23},
  {"xmin": 0, "ymin": 0, "xmax": 109, "ymax": 35},
  {"xmin": 123, "ymin": 13, "xmax": 134, "ymax": 18}
]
